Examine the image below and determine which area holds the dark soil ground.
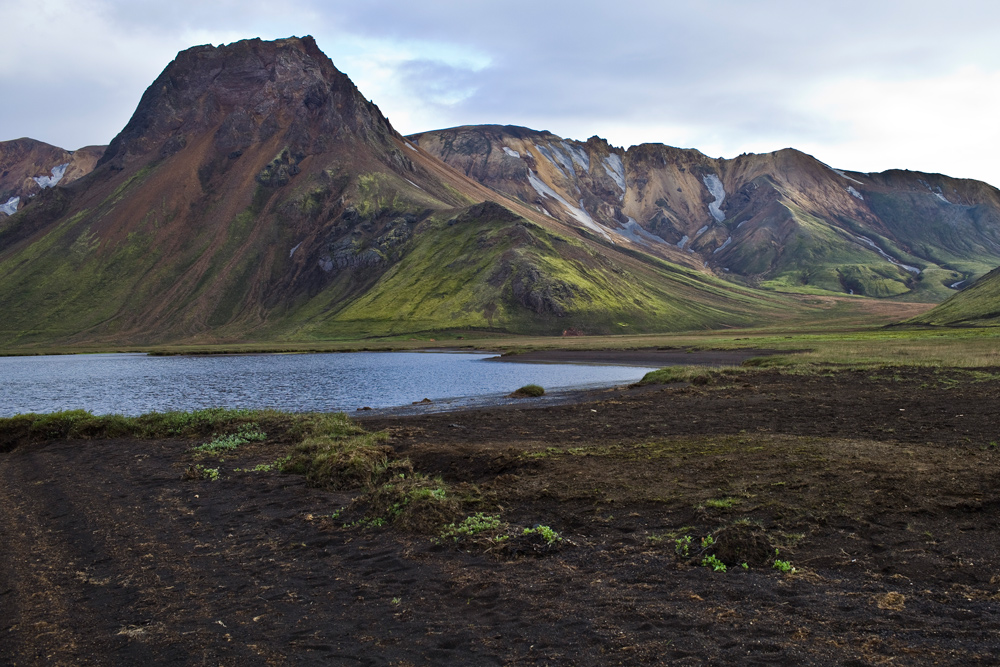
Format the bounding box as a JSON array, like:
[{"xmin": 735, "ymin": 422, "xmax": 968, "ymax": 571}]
[{"xmin": 4, "ymin": 367, "xmax": 1000, "ymax": 665}]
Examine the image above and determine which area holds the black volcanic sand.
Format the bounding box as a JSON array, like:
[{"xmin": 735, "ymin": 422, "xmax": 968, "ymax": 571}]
[{"xmin": 4, "ymin": 368, "xmax": 1000, "ymax": 665}]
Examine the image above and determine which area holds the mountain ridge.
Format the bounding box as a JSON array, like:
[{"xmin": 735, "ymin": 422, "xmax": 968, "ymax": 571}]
[
  {"xmin": 0, "ymin": 36, "xmax": 814, "ymax": 348},
  {"xmin": 410, "ymin": 125, "xmax": 1000, "ymax": 302}
]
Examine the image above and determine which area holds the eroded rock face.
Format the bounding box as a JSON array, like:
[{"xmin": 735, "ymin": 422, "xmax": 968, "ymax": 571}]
[
  {"xmin": 319, "ymin": 209, "xmax": 420, "ymax": 274},
  {"xmin": 412, "ymin": 125, "xmax": 1000, "ymax": 299}
]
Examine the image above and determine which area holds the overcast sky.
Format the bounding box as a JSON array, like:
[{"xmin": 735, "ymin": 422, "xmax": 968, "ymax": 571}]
[{"xmin": 4, "ymin": 0, "xmax": 1000, "ymax": 185}]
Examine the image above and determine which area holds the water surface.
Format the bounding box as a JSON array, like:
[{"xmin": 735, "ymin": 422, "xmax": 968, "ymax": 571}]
[{"xmin": 0, "ymin": 351, "xmax": 657, "ymax": 417}]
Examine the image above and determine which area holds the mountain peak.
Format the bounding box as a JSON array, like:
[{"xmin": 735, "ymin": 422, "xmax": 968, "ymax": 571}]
[{"xmin": 99, "ymin": 36, "xmax": 397, "ymax": 171}]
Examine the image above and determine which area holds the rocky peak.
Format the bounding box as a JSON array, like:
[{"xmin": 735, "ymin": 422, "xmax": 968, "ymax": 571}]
[{"xmin": 99, "ymin": 36, "xmax": 399, "ymax": 170}]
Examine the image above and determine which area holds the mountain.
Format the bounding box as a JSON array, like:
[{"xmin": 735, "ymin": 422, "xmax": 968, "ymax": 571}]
[
  {"xmin": 410, "ymin": 125, "xmax": 1000, "ymax": 302},
  {"xmin": 905, "ymin": 266, "xmax": 1000, "ymax": 327},
  {"xmin": 0, "ymin": 37, "xmax": 806, "ymax": 348},
  {"xmin": 0, "ymin": 139, "xmax": 104, "ymax": 216}
]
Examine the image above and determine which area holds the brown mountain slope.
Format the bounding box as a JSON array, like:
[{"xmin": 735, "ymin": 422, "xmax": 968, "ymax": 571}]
[
  {"xmin": 0, "ymin": 138, "xmax": 103, "ymax": 216},
  {"xmin": 0, "ymin": 37, "xmax": 807, "ymax": 348},
  {"xmin": 411, "ymin": 125, "xmax": 1000, "ymax": 301}
]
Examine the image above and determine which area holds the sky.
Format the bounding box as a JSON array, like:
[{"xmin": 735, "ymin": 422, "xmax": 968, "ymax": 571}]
[{"xmin": 4, "ymin": 0, "xmax": 1000, "ymax": 185}]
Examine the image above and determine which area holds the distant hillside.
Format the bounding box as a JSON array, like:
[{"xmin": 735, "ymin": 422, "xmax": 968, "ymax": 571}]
[
  {"xmin": 0, "ymin": 139, "xmax": 104, "ymax": 216},
  {"xmin": 411, "ymin": 125, "xmax": 1000, "ymax": 302},
  {"xmin": 905, "ymin": 266, "xmax": 1000, "ymax": 326},
  {"xmin": 0, "ymin": 37, "xmax": 809, "ymax": 348}
]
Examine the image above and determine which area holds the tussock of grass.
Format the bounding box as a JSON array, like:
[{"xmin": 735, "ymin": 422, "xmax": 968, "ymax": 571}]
[
  {"xmin": 286, "ymin": 428, "xmax": 407, "ymax": 491},
  {"xmin": 365, "ymin": 474, "xmax": 464, "ymax": 533},
  {"xmin": 282, "ymin": 412, "xmax": 417, "ymax": 491},
  {"xmin": 638, "ymin": 365, "xmax": 745, "ymax": 386},
  {"xmin": 510, "ymin": 384, "xmax": 545, "ymax": 398}
]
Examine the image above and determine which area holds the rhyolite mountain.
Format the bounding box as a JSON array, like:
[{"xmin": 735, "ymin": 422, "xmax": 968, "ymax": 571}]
[
  {"xmin": 411, "ymin": 125, "xmax": 1000, "ymax": 302},
  {"xmin": 0, "ymin": 138, "xmax": 104, "ymax": 216},
  {"xmin": 0, "ymin": 37, "xmax": 799, "ymax": 347}
]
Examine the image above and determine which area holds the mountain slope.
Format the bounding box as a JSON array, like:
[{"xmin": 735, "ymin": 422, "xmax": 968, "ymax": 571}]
[
  {"xmin": 0, "ymin": 37, "xmax": 807, "ymax": 348},
  {"xmin": 411, "ymin": 125, "xmax": 1000, "ymax": 302},
  {"xmin": 905, "ymin": 266, "xmax": 1000, "ymax": 326}
]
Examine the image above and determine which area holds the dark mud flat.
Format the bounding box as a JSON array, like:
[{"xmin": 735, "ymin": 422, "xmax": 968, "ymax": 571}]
[{"xmin": 4, "ymin": 368, "xmax": 1000, "ymax": 665}]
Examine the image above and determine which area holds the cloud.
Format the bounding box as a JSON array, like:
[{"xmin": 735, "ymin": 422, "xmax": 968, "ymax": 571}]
[{"xmin": 3, "ymin": 0, "xmax": 1000, "ymax": 184}]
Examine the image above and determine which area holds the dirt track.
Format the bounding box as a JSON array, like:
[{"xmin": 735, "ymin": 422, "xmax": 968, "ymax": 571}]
[{"xmin": 4, "ymin": 368, "xmax": 1000, "ymax": 665}]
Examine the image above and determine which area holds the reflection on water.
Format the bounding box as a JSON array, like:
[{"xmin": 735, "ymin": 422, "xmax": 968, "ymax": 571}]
[{"xmin": 0, "ymin": 352, "xmax": 657, "ymax": 417}]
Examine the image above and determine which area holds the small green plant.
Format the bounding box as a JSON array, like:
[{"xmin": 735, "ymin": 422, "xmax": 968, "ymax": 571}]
[
  {"xmin": 704, "ymin": 497, "xmax": 741, "ymax": 510},
  {"xmin": 236, "ymin": 455, "xmax": 291, "ymax": 473},
  {"xmin": 440, "ymin": 513, "xmax": 503, "ymax": 542},
  {"xmin": 773, "ymin": 548, "xmax": 796, "ymax": 573},
  {"xmin": 523, "ymin": 525, "xmax": 562, "ymax": 544},
  {"xmin": 192, "ymin": 423, "xmax": 267, "ymax": 454},
  {"xmin": 701, "ymin": 554, "xmax": 727, "ymax": 572},
  {"xmin": 511, "ymin": 384, "xmax": 545, "ymax": 398},
  {"xmin": 185, "ymin": 464, "xmax": 219, "ymax": 481},
  {"xmin": 700, "ymin": 535, "xmax": 716, "ymax": 549},
  {"xmin": 674, "ymin": 535, "xmax": 693, "ymax": 557},
  {"xmin": 391, "ymin": 597, "xmax": 401, "ymax": 605}
]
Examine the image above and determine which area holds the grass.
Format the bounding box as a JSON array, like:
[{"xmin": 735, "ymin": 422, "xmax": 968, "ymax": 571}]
[
  {"xmin": 511, "ymin": 384, "xmax": 545, "ymax": 397},
  {"xmin": 283, "ymin": 413, "xmax": 406, "ymax": 490},
  {"xmin": 0, "ymin": 407, "xmax": 281, "ymax": 444},
  {"xmin": 192, "ymin": 423, "xmax": 267, "ymax": 454}
]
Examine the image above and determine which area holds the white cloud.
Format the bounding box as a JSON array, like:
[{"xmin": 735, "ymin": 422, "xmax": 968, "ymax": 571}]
[
  {"xmin": 3, "ymin": 0, "xmax": 1000, "ymax": 185},
  {"xmin": 794, "ymin": 67, "xmax": 1000, "ymax": 181}
]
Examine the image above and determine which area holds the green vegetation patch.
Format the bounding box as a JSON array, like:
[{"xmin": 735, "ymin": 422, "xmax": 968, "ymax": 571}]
[
  {"xmin": 0, "ymin": 407, "xmax": 279, "ymax": 450},
  {"xmin": 192, "ymin": 422, "xmax": 267, "ymax": 454},
  {"xmin": 284, "ymin": 412, "xmax": 407, "ymax": 490},
  {"xmin": 510, "ymin": 383, "xmax": 545, "ymax": 397}
]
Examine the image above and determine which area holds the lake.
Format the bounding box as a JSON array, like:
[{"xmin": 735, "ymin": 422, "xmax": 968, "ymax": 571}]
[{"xmin": 0, "ymin": 351, "xmax": 659, "ymax": 417}]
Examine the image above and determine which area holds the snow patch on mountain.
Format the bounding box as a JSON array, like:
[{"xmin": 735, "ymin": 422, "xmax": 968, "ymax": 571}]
[
  {"xmin": 561, "ymin": 141, "xmax": 590, "ymax": 171},
  {"xmin": 856, "ymin": 236, "xmax": 921, "ymax": 274},
  {"xmin": 822, "ymin": 162, "xmax": 864, "ymax": 185},
  {"xmin": 528, "ymin": 170, "xmax": 611, "ymax": 239},
  {"xmin": 713, "ymin": 236, "xmax": 733, "ymax": 254},
  {"xmin": 602, "ymin": 154, "xmax": 626, "ymax": 195},
  {"xmin": 33, "ymin": 163, "xmax": 69, "ymax": 189},
  {"xmin": 535, "ymin": 143, "xmax": 574, "ymax": 178},
  {"xmin": 289, "ymin": 242, "xmax": 302, "ymax": 258},
  {"xmin": 617, "ymin": 217, "xmax": 668, "ymax": 247},
  {"xmin": 0, "ymin": 196, "xmax": 19, "ymax": 215},
  {"xmin": 919, "ymin": 179, "xmax": 951, "ymax": 203},
  {"xmin": 702, "ymin": 174, "xmax": 726, "ymax": 222},
  {"xmin": 502, "ymin": 146, "xmax": 520, "ymax": 158},
  {"xmin": 847, "ymin": 186, "xmax": 864, "ymax": 200},
  {"xmin": 677, "ymin": 235, "xmax": 690, "ymax": 250}
]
